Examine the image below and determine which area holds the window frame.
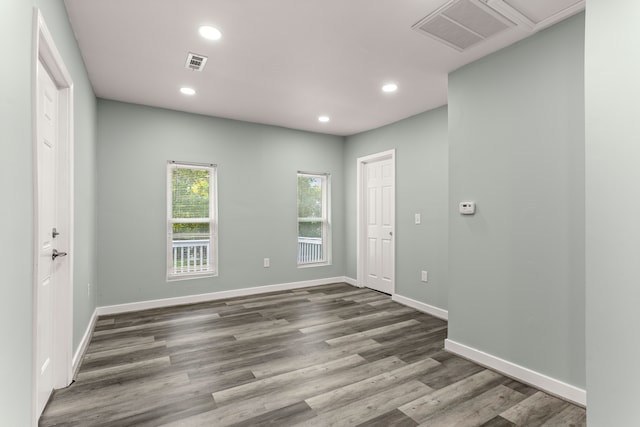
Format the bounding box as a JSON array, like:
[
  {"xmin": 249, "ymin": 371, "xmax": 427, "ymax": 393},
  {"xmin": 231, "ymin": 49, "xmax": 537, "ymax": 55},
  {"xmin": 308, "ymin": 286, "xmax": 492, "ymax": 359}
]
[
  {"xmin": 166, "ymin": 161, "xmax": 218, "ymax": 281},
  {"xmin": 297, "ymin": 172, "xmax": 331, "ymax": 267}
]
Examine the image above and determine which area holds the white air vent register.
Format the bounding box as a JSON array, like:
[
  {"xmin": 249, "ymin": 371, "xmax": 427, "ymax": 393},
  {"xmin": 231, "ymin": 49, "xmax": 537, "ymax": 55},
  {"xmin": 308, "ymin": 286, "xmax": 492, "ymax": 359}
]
[
  {"xmin": 185, "ymin": 52, "xmax": 208, "ymax": 71},
  {"xmin": 412, "ymin": 0, "xmax": 515, "ymax": 51},
  {"xmin": 413, "ymin": 0, "xmax": 585, "ymax": 51}
]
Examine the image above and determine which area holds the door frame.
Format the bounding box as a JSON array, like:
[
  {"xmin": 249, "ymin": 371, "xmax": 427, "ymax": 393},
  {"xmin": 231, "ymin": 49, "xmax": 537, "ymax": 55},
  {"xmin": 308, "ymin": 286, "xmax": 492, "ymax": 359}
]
[
  {"xmin": 31, "ymin": 8, "xmax": 74, "ymax": 423},
  {"xmin": 356, "ymin": 149, "xmax": 395, "ymax": 294}
]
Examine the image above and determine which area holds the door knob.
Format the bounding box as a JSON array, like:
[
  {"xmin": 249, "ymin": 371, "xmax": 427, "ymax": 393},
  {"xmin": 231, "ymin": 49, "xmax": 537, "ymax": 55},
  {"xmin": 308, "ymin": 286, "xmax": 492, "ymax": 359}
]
[{"xmin": 52, "ymin": 249, "xmax": 68, "ymax": 260}]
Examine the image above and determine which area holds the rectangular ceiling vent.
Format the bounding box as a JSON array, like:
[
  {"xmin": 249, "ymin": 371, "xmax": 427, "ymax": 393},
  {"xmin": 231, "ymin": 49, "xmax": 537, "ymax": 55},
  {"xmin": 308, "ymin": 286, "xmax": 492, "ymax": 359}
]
[
  {"xmin": 185, "ymin": 52, "xmax": 208, "ymax": 71},
  {"xmin": 485, "ymin": 0, "xmax": 585, "ymax": 32},
  {"xmin": 412, "ymin": 0, "xmax": 515, "ymax": 52}
]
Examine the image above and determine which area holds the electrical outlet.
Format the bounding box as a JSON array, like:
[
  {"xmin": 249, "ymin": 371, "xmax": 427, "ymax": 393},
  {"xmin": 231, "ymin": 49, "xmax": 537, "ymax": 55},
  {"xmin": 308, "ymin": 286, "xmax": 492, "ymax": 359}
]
[
  {"xmin": 415, "ymin": 213, "xmax": 421, "ymax": 225},
  {"xmin": 264, "ymin": 258, "xmax": 270, "ymax": 268},
  {"xmin": 421, "ymin": 271, "xmax": 428, "ymax": 282},
  {"xmin": 87, "ymin": 283, "xmax": 91, "ymax": 296}
]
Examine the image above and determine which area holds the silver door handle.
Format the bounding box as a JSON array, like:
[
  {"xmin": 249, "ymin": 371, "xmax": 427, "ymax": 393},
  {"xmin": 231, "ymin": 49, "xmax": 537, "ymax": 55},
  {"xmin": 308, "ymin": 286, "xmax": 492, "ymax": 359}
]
[{"xmin": 52, "ymin": 249, "xmax": 68, "ymax": 260}]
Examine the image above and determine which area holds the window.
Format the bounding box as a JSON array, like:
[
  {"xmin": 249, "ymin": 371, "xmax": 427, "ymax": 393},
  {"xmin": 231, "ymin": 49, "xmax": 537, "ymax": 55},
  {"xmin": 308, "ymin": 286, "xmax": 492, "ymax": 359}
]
[
  {"xmin": 167, "ymin": 161, "xmax": 217, "ymax": 280},
  {"xmin": 297, "ymin": 172, "xmax": 331, "ymax": 266}
]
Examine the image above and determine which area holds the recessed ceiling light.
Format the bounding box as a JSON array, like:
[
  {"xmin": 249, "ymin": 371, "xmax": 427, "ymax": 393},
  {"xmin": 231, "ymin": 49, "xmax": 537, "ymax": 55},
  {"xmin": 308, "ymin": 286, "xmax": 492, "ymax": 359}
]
[
  {"xmin": 318, "ymin": 116, "xmax": 330, "ymax": 123},
  {"xmin": 382, "ymin": 83, "xmax": 398, "ymax": 93},
  {"xmin": 199, "ymin": 26, "xmax": 222, "ymax": 40},
  {"xmin": 180, "ymin": 87, "xmax": 196, "ymax": 95}
]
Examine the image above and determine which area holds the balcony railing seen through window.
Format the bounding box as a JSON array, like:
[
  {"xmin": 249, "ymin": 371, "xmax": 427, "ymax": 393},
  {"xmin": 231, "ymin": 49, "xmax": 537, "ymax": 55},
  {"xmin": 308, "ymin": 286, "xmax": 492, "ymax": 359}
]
[{"xmin": 170, "ymin": 237, "xmax": 323, "ymax": 274}]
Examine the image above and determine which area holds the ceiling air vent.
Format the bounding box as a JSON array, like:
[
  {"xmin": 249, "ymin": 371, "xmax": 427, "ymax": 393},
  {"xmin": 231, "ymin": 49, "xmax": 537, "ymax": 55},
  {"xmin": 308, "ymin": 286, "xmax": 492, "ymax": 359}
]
[
  {"xmin": 412, "ymin": 0, "xmax": 515, "ymax": 51},
  {"xmin": 185, "ymin": 52, "xmax": 208, "ymax": 71}
]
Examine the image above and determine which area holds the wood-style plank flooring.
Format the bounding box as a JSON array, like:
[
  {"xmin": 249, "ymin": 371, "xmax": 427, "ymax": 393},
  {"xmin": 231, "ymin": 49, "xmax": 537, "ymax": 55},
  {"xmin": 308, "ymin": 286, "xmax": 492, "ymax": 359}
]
[{"xmin": 40, "ymin": 283, "xmax": 586, "ymax": 426}]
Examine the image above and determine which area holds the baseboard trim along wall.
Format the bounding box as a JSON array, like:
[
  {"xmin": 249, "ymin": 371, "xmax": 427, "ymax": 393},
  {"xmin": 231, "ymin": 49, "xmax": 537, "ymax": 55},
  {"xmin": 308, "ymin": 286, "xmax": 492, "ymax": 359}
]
[
  {"xmin": 96, "ymin": 277, "xmax": 353, "ymax": 316},
  {"xmin": 72, "ymin": 308, "xmax": 98, "ymax": 378},
  {"xmin": 343, "ymin": 276, "xmax": 358, "ymax": 287},
  {"xmin": 444, "ymin": 339, "xmax": 586, "ymax": 407},
  {"xmin": 77, "ymin": 279, "xmax": 586, "ymax": 408},
  {"xmin": 392, "ymin": 294, "xmax": 448, "ymax": 320}
]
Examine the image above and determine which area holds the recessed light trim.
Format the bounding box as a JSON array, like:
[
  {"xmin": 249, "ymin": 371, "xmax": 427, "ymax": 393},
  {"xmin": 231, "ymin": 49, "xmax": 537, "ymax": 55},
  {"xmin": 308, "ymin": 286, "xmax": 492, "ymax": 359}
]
[
  {"xmin": 199, "ymin": 25, "xmax": 222, "ymax": 40},
  {"xmin": 382, "ymin": 83, "xmax": 398, "ymax": 93},
  {"xmin": 180, "ymin": 87, "xmax": 196, "ymax": 95},
  {"xmin": 318, "ymin": 116, "xmax": 330, "ymax": 123}
]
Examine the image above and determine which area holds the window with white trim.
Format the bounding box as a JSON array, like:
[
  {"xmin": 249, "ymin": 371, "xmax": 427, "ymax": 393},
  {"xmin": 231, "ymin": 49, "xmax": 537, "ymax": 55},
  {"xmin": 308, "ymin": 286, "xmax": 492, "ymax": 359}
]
[
  {"xmin": 167, "ymin": 161, "xmax": 217, "ymax": 280},
  {"xmin": 297, "ymin": 172, "xmax": 331, "ymax": 266}
]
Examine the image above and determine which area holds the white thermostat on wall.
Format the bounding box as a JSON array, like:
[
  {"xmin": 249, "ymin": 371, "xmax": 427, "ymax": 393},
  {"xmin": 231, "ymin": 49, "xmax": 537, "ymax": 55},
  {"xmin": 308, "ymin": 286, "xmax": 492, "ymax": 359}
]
[{"xmin": 459, "ymin": 201, "xmax": 476, "ymax": 215}]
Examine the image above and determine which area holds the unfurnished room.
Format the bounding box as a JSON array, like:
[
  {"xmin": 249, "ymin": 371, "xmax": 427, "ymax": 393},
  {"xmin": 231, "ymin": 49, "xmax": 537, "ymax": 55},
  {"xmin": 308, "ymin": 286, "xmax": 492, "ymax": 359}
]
[{"xmin": 2, "ymin": 0, "xmax": 639, "ymax": 426}]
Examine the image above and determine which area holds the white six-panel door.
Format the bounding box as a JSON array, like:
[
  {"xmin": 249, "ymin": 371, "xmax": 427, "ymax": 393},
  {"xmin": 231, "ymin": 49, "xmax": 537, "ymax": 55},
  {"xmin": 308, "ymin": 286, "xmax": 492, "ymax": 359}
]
[
  {"xmin": 363, "ymin": 158, "xmax": 395, "ymax": 294},
  {"xmin": 36, "ymin": 59, "xmax": 60, "ymax": 416},
  {"xmin": 33, "ymin": 10, "xmax": 75, "ymax": 423}
]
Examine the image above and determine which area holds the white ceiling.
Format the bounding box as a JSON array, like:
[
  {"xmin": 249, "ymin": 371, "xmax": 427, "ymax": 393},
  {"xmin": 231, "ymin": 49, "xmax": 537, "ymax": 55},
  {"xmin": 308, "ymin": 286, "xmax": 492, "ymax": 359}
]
[{"xmin": 63, "ymin": 0, "xmax": 584, "ymax": 136}]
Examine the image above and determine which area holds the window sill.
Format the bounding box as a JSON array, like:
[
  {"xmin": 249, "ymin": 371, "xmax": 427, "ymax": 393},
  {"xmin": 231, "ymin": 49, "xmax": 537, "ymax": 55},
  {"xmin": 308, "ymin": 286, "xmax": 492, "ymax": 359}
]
[
  {"xmin": 167, "ymin": 271, "xmax": 217, "ymax": 282},
  {"xmin": 297, "ymin": 262, "xmax": 331, "ymax": 269}
]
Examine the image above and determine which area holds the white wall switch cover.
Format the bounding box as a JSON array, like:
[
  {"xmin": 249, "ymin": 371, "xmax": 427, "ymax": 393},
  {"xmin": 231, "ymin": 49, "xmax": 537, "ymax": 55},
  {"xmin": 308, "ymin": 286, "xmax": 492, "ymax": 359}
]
[{"xmin": 415, "ymin": 213, "xmax": 421, "ymax": 224}]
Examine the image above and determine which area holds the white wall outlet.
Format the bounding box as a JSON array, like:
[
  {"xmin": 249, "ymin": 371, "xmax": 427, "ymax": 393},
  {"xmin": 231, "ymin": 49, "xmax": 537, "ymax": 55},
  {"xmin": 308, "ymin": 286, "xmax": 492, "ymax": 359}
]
[
  {"xmin": 415, "ymin": 213, "xmax": 421, "ymax": 225},
  {"xmin": 87, "ymin": 283, "xmax": 91, "ymax": 296},
  {"xmin": 421, "ymin": 271, "xmax": 428, "ymax": 282},
  {"xmin": 264, "ymin": 258, "xmax": 270, "ymax": 268}
]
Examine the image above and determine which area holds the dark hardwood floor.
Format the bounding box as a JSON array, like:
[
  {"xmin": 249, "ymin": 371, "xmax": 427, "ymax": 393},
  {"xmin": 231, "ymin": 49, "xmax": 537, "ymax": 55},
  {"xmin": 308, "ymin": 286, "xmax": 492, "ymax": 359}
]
[{"xmin": 40, "ymin": 283, "xmax": 586, "ymax": 426}]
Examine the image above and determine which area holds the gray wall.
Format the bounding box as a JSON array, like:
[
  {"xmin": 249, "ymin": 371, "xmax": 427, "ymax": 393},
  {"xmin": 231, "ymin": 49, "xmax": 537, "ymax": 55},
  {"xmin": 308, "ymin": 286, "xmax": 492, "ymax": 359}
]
[
  {"xmin": 0, "ymin": 0, "xmax": 97, "ymax": 424},
  {"xmin": 448, "ymin": 14, "xmax": 585, "ymax": 389},
  {"xmin": 97, "ymin": 100, "xmax": 345, "ymax": 305},
  {"xmin": 1, "ymin": 2, "xmax": 35, "ymax": 424},
  {"xmin": 344, "ymin": 107, "xmax": 449, "ymax": 310},
  {"xmin": 585, "ymin": 1, "xmax": 640, "ymax": 424}
]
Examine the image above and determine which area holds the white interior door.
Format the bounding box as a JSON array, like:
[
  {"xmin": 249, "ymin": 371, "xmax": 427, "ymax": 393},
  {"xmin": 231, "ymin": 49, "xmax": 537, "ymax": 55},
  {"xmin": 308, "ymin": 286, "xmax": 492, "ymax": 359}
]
[
  {"xmin": 363, "ymin": 158, "xmax": 395, "ymax": 294},
  {"xmin": 33, "ymin": 11, "xmax": 75, "ymax": 422},
  {"xmin": 36, "ymin": 59, "xmax": 63, "ymax": 416}
]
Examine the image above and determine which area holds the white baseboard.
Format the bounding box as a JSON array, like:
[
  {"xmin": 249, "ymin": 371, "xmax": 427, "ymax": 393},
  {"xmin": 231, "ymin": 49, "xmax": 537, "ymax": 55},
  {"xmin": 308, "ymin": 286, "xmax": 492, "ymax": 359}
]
[
  {"xmin": 392, "ymin": 294, "xmax": 448, "ymax": 320},
  {"xmin": 72, "ymin": 307, "xmax": 98, "ymax": 378},
  {"xmin": 444, "ymin": 339, "xmax": 586, "ymax": 407},
  {"xmin": 96, "ymin": 276, "xmax": 352, "ymax": 316},
  {"xmin": 343, "ymin": 276, "xmax": 358, "ymax": 287}
]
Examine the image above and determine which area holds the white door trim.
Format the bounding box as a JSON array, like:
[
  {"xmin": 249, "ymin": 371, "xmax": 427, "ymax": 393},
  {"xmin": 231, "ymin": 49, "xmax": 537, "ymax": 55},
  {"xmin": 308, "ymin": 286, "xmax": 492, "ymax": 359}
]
[
  {"xmin": 356, "ymin": 149, "xmax": 396, "ymax": 294},
  {"xmin": 32, "ymin": 8, "xmax": 74, "ymax": 424}
]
